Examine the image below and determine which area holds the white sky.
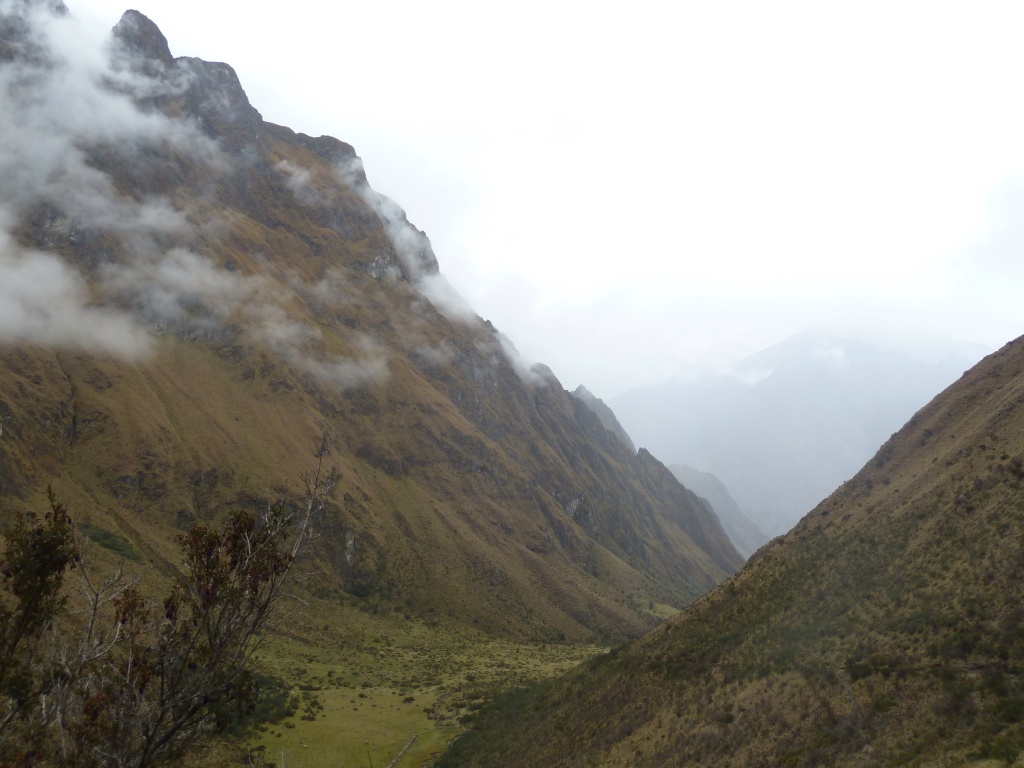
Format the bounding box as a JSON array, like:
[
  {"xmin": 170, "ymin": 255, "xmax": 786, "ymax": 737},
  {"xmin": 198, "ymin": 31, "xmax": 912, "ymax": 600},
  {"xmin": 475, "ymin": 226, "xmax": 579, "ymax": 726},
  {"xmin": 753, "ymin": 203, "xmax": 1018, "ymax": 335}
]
[{"xmin": 75, "ymin": 0, "xmax": 1024, "ymax": 396}]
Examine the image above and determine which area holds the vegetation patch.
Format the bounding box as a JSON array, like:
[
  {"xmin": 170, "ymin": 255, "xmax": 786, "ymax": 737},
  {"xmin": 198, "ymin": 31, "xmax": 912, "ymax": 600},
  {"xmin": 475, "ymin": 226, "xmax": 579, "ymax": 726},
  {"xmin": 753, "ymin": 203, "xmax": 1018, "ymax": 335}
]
[
  {"xmin": 242, "ymin": 614, "xmax": 604, "ymax": 768},
  {"xmin": 77, "ymin": 521, "xmax": 142, "ymax": 561}
]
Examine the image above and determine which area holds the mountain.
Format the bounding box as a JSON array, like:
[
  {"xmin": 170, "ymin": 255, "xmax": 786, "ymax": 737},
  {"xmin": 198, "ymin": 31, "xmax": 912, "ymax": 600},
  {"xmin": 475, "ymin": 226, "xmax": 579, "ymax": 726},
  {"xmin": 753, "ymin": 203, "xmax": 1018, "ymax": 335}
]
[
  {"xmin": 440, "ymin": 335, "xmax": 1024, "ymax": 766},
  {"xmin": 570, "ymin": 385, "xmax": 636, "ymax": 453},
  {"xmin": 0, "ymin": 3, "xmax": 742, "ymax": 644},
  {"xmin": 611, "ymin": 328, "xmax": 988, "ymax": 536},
  {"xmin": 668, "ymin": 464, "xmax": 766, "ymax": 557}
]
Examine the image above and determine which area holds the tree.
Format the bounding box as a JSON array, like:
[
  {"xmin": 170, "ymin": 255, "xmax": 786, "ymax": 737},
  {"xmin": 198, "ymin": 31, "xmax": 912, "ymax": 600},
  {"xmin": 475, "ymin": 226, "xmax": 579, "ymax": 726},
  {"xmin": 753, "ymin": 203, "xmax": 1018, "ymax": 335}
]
[
  {"xmin": 61, "ymin": 506, "xmax": 294, "ymax": 767},
  {"xmin": 0, "ymin": 442, "xmax": 334, "ymax": 767},
  {"xmin": 0, "ymin": 491, "xmax": 78, "ymax": 764}
]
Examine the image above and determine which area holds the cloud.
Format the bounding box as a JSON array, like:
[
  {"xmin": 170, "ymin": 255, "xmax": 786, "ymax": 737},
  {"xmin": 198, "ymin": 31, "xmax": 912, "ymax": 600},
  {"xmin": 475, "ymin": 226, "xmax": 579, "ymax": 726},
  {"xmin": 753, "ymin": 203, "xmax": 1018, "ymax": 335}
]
[
  {"xmin": 732, "ymin": 367, "xmax": 772, "ymax": 387},
  {"xmin": 308, "ymin": 267, "xmax": 360, "ymax": 308},
  {"xmin": 292, "ymin": 336, "xmax": 390, "ymax": 391},
  {"xmin": 416, "ymin": 272, "xmax": 477, "ymax": 322},
  {"xmin": 968, "ymin": 178, "xmax": 1024, "ymax": 279},
  {"xmin": 104, "ymin": 248, "xmax": 386, "ymax": 389},
  {"xmin": 101, "ymin": 247, "xmax": 264, "ymax": 331},
  {"xmin": 0, "ymin": 229, "xmax": 150, "ymax": 355},
  {"xmin": 0, "ymin": 2, "xmax": 219, "ymax": 237},
  {"xmin": 275, "ymin": 159, "xmax": 327, "ymax": 207},
  {"xmin": 0, "ymin": 1, "xmax": 214, "ymax": 353},
  {"xmin": 411, "ymin": 341, "xmax": 455, "ymax": 368},
  {"xmin": 811, "ymin": 343, "xmax": 850, "ymax": 371},
  {"xmin": 0, "ymin": 2, "xmax": 390, "ymax": 390},
  {"xmin": 496, "ymin": 332, "xmax": 555, "ymax": 388},
  {"xmin": 336, "ymin": 156, "xmax": 479, "ymax": 323}
]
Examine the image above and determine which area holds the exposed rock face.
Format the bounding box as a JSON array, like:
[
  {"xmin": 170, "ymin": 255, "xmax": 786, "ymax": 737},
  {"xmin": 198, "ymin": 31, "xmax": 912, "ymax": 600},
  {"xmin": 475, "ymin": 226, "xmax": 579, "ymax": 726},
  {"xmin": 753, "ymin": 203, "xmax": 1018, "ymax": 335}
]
[
  {"xmin": 112, "ymin": 9, "xmax": 172, "ymax": 65},
  {"xmin": 112, "ymin": 11, "xmax": 261, "ymax": 152},
  {"xmin": 571, "ymin": 384, "xmax": 636, "ymax": 453},
  {"xmin": 0, "ymin": 6, "xmax": 741, "ymax": 641}
]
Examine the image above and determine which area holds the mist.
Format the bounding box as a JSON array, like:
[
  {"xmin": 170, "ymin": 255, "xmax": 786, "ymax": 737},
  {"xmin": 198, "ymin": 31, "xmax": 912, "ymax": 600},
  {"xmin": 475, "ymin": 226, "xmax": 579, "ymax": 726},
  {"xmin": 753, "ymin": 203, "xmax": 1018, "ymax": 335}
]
[
  {"xmin": 612, "ymin": 330, "xmax": 990, "ymax": 537},
  {"xmin": 0, "ymin": 1, "xmax": 402, "ymax": 389}
]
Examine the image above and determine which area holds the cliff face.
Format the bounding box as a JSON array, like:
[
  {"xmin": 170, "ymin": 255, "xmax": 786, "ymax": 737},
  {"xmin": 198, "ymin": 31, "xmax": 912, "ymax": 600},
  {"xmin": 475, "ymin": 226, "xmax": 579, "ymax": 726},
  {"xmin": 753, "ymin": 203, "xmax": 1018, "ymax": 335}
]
[
  {"xmin": 571, "ymin": 385, "xmax": 636, "ymax": 453},
  {"xmin": 443, "ymin": 336, "xmax": 1024, "ymax": 765},
  {"xmin": 669, "ymin": 463, "xmax": 767, "ymax": 557},
  {"xmin": 0, "ymin": 5, "xmax": 741, "ymax": 642}
]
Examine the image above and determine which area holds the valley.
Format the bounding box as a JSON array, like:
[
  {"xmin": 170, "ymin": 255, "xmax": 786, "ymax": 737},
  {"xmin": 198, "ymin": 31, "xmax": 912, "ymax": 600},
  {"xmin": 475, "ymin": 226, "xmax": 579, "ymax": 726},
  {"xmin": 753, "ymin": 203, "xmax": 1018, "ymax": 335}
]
[
  {"xmin": 2, "ymin": 2, "xmax": 1022, "ymax": 767},
  {"xmin": 444, "ymin": 336, "xmax": 1024, "ymax": 766},
  {"xmin": 236, "ymin": 610, "xmax": 603, "ymax": 768},
  {"xmin": 0, "ymin": 4, "xmax": 735, "ymax": 765}
]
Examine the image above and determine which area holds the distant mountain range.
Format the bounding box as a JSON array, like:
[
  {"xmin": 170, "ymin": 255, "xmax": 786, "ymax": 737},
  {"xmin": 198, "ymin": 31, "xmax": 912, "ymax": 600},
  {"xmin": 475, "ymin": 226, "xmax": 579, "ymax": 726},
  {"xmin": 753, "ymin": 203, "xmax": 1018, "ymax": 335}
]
[
  {"xmin": 442, "ymin": 334, "xmax": 1024, "ymax": 766},
  {"xmin": 611, "ymin": 329, "xmax": 990, "ymax": 535}
]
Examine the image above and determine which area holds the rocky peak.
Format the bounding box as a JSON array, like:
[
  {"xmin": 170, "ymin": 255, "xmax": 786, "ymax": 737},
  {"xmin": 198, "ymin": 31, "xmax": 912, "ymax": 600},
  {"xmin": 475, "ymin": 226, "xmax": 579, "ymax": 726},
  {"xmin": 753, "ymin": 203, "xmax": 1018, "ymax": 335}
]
[
  {"xmin": 112, "ymin": 9, "xmax": 172, "ymax": 66},
  {"xmin": 110, "ymin": 9, "xmax": 261, "ymax": 151},
  {"xmin": 176, "ymin": 56, "xmax": 262, "ymax": 150}
]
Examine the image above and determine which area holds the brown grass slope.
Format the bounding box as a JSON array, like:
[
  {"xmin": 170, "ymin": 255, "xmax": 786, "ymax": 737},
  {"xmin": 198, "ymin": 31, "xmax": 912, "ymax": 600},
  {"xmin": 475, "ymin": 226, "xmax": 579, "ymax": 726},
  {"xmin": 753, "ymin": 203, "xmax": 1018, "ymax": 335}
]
[
  {"xmin": 0, "ymin": 7, "xmax": 741, "ymax": 643},
  {"xmin": 442, "ymin": 335, "xmax": 1024, "ymax": 766}
]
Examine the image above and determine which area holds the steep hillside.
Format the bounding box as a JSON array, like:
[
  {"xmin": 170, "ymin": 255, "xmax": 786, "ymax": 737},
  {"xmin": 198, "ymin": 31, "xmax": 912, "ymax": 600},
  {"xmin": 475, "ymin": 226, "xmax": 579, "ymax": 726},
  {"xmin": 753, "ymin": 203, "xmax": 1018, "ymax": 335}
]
[
  {"xmin": 0, "ymin": 3, "xmax": 741, "ymax": 644},
  {"xmin": 669, "ymin": 464, "xmax": 766, "ymax": 557},
  {"xmin": 612, "ymin": 329, "xmax": 984, "ymax": 535},
  {"xmin": 571, "ymin": 385, "xmax": 636, "ymax": 453},
  {"xmin": 443, "ymin": 335, "xmax": 1024, "ymax": 766}
]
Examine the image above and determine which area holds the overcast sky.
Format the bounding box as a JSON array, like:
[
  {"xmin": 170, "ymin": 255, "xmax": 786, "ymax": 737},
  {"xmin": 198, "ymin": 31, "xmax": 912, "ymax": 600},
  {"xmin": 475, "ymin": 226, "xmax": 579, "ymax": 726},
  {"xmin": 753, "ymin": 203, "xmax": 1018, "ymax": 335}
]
[{"xmin": 73, "ymin": 0, "xmax": 1024, "ymax": 397}]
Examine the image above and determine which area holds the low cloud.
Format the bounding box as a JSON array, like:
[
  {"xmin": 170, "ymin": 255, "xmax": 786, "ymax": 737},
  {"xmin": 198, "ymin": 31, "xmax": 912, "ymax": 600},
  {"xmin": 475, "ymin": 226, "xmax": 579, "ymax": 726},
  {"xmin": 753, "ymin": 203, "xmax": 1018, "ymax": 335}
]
[
  {"xmin": 0, "ymin": 229, "xmax": 150, "ymax": 356},
  {"xmin": 0, "ymin": 3, "xmax": 390, "ymax": 390},
  {"xmin": 0, "ymin": 1, "xmax": 218, "ymax": 238},
  {"xmin": 104, "ymin": 248, "xmax": 384, "ymax": 389},
  {"xmin": 416, "ymin": 273, "xmax": 477, "ymax": 322},
  {"xmin": 811, "ymin": 343, "xmax": 850, "ymax": 371},
  {"xmin": 293, "ymin": 336, "xmax": 390, "ymax": 391},
  {"xmin": 336, "ymin": 156, "xmax": 478, "ymax": 323},
  {"xmin": 308, "ymin": 267, "xmax": 359, "ymax": 308},
  {"xmin": 0, "ymin": 1, "xmax": 212, "ymax": 351},
  {"xmin": 276, "ymin": 159, "xmax": 327, "ymax": 207},
  {"xmin": 411, "ymin": 341, "xmax": 455, "ymax": 368},
  {"xmin": 497, "ymin": 332, "xmax": 555, "ymax": 388},
  {"xmin": 102, "ymin": 247, "xmax": 264, "ymax": 331}
]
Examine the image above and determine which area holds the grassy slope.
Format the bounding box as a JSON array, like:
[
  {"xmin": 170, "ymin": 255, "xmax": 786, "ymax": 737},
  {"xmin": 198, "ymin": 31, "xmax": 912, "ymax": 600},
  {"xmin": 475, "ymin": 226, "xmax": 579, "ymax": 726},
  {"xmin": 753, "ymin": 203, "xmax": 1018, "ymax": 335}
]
[
  {"xmin": 0, "ymin": 333, "xmax": 718, "ymax": 640},
  {"xmin": 442, "ymin": 336, "xmax": 1024, "ymax": 767},
  {"xmin": 0, "ymin": 43, "xmax": 743, "ymax": 643}
]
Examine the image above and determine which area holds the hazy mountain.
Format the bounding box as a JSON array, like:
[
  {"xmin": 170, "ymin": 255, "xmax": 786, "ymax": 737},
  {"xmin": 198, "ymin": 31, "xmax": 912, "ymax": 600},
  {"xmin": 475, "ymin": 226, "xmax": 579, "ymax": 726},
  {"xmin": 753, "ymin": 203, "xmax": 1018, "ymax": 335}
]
[
  {"xmin": 0, "ymin": 4, "xmax": 742, "ymax": 644},
  {"xmin": 668, "ymin": 464, "xmax": 766, "ymax": 557},
  {"xmin": 570, "ymin": 385, "xmax": 636, "ymax": 453},
  {"xmin": 442, "ymin": 334, "xmax": 1024, "ymax": 767},
  {"xmin": 611, "ymin": 328, "xmax": 989, "ymax": 535}
]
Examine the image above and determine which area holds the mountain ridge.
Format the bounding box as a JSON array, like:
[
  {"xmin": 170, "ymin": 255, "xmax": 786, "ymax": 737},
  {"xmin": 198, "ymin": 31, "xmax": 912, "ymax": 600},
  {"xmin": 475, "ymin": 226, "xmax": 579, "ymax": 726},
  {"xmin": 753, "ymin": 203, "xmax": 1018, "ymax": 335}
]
[
  {"xmin": 570, "ymin": 384, "xmax": 636, "ymax": 453},
  {"xmin": 668, "ymin": 464, "xmax": 766, "ymax": 557},
  {"xmin": 0, "ymin": 3, "xmax": 741, "ymax": 644}
]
